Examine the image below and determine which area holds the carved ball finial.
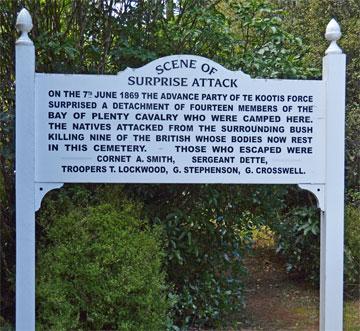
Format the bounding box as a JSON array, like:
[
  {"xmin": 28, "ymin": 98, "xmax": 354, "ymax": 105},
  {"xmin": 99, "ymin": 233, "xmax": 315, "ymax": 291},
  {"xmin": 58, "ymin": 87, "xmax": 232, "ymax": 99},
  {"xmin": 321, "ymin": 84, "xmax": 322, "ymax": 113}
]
[
  {"xmin": 325, "ymin": 19, "xmax": 342, "ymax": 55},
  {"xmin": 16, "ymin": 8, "xmax": 33, "ymax": 45}
]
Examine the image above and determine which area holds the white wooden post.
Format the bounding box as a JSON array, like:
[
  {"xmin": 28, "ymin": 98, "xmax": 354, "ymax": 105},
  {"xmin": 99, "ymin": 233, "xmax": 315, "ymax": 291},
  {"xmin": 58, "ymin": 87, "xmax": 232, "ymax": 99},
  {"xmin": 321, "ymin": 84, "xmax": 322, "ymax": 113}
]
[
  {"xmin": 320, "ymin": 19, "xmax": 346, "ymax": 331},
  {"xmin": 15, "ymin": 8, "xmax": 36, "ymax": 331}
]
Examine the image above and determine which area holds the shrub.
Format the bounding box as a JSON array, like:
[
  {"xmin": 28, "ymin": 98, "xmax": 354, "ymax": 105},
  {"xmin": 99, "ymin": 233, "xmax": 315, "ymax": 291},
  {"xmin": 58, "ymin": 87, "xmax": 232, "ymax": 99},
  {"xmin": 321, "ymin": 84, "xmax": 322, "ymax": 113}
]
[
  {"xmin": 36, "ymin": 204, "xmax": 169, "ymax": 331},
  {"xmin": 273, "ymin": 207, "xmax": 320, "ymax": 282},
  {"xmin": 164, "ymin": 209, "xmax": 248, "ymax": 328},
  {"xmin": 344, "ymin": 204, "xmax": 360, "ymax": 296},
  {"xmin": 274, "ymin": 202, "xmax": 360, "ymax": 294},
  {"xmin": 125, "ymin": 184, "xmax": 281, "ymax": 328}
]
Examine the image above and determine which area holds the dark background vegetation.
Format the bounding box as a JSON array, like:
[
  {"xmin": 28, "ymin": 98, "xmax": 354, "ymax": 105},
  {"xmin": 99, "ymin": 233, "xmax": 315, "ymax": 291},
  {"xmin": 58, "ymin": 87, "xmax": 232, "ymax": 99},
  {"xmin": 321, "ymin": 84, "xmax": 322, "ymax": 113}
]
[{"xmin": 0, "ymin": 0, "xmax": 359, "ymax": 329}]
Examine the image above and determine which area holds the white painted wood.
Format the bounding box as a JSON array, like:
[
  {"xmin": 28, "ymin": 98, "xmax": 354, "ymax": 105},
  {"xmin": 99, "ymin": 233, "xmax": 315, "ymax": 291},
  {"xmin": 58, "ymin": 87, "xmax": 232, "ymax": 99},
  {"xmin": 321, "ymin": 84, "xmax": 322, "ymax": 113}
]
[
  {"xmin": 320, "ymin": 19, "xmax": 346, "ymax": 331},
  {"xmin": 34, "ymin": 183, "xmax": 64, "ymax": 211},
  {"xmin": 34, "ymin": 68, "xmax": 325, "ymax": 184},
  {"xmin": 325, "ymin": 19, "xmax": 342, "ymax": 55},
  {"xmin": 298, "ymin": 184, "xmax": 325, "ymax": 211},
  {"xmin": 15, "ymin": 8, "xmax": 33, "ymax": 45},
  {"xmin": 15, "ymin": 8, "xmax": 36, "ymax": 331}
]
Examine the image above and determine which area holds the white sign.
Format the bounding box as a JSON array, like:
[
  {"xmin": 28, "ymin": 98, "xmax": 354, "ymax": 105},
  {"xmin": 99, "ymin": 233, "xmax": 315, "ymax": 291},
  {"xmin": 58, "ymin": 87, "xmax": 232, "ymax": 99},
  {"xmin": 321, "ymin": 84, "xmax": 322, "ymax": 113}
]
[{"xmin": 35, "ymin": 55, "xmax": 325, "ymax": 184}]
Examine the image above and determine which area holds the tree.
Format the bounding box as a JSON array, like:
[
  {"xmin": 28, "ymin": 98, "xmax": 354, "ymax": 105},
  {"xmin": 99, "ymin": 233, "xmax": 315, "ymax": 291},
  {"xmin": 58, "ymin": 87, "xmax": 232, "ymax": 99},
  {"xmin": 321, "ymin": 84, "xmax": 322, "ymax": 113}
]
[{"xmin": 278, "ymin": 0, "xmax": 360, "ymax": 193}]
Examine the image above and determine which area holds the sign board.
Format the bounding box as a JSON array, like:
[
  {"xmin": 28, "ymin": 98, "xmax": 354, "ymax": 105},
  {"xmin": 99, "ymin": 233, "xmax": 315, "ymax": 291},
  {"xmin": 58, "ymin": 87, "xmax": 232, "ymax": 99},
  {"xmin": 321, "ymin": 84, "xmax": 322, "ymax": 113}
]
[
  {"xmin": 35, "ymin": 56, "xmax": 325, "ymax": 184},
  {"xmin": 15, "ymin": 9, "xmax": 346, "ymax": 331}
]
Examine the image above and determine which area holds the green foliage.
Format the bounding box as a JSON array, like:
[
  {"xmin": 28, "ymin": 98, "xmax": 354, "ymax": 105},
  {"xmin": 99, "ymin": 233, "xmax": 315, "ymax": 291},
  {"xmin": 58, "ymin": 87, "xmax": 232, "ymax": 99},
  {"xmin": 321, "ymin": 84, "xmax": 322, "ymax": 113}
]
[
  {"xmin": 251, "ymin": 225, "xmax": 275, "ymax": 248},
  {"xmin": 279, "ymin": 0, "xmax": 360, "ymax": 191},
  {"xmin": 154, "ymin": 2, "xmax": 234, "ymax": 63},
  {"xmin": 273, "ymin": 207, "xmax": 320, "ymax": 282},
  {"xmin": 126, "ymin": 184, "xmax": 286, "ymax": 328},
  {"xmin": 219, "ymin": 0, "xmax": 319, "ymax": 78},
  {"xmin": 0, "ymin": 1, "xmax": 17, "ymax": 322},
  {"xmin": 36, "ymin": 203, "xmax": 169, "ymax": 331},
  {"xmin": 163, "ymin": 208, "xmax": 248, "ymax": 328},
  {"xmin": 344, "ymin": 204, "xmax": 360, "ymax": 295},
  {"xmin": 346, "ymin": 103, "xmax": 360, "ymax": 191},
  {"xmin": 274, "ymin": 202, "xmax": 360, "ymax": 295},
  {"xmin": 268, "ymin": 0, "xmax": 360, "ymax": 291},
  {"xmin": 0, "ymin": 1, "xmax": 291, "ymax": 326},
  {"xmin": 1, "ymin": 0, "xmax": 357, "ymax": 328}
]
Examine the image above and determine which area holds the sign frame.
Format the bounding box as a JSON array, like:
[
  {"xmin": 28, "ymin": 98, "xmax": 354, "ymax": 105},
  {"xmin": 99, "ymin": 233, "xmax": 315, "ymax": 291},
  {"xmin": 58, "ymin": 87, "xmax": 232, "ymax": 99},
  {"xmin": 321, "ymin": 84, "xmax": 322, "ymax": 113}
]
[{"xmin": 15, "ymin": 9, "xmax": 346, "ymax": 331}]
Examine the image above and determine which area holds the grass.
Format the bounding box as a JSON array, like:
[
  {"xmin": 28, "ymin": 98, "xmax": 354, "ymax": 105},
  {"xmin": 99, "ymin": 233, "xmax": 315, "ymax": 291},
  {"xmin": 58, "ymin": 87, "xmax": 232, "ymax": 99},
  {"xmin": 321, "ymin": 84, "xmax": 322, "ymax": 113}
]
[{"xmin": 344, "ymin": 300, "xmax": 360, "ymax": 331}]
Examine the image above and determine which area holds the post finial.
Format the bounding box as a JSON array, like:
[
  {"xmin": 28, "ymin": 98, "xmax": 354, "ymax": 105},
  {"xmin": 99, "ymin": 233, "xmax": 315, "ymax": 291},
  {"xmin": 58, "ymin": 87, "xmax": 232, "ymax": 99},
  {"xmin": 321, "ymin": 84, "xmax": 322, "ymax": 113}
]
[
  {"xmin": 16, "ymin": 8, "xmax": 33, "ymax": 45},
  {"xmin": 325, "ymin": 19, "xmax": 342, "ymax": 55}
]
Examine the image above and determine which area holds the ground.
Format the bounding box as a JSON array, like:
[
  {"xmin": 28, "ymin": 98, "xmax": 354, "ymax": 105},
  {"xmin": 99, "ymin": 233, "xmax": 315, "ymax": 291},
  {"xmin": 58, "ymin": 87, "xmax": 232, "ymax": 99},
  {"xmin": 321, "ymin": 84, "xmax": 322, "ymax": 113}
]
[
  {"xmin": 196, "ymin": 246, "xmax": 360, "ymax": 330},
  {"xmin": 240, "ymin": 248, "xmax": 319, "ymax": 330}
]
